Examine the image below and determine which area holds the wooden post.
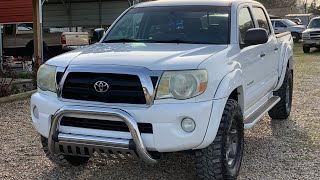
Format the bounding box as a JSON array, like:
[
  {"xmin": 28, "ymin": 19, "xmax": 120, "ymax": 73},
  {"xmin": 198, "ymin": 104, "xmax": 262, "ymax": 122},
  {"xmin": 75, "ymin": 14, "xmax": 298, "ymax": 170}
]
[
  {"xmin": 0, "ymin": 24, "xmax": 3, "ymax": 57},
  {"xmin": 33, "ymin": 0, "xmax": 42, "ymax": 64},
  {"xmin": 32, "ymin": 0, "xmax": 42, "ymax": 85}
]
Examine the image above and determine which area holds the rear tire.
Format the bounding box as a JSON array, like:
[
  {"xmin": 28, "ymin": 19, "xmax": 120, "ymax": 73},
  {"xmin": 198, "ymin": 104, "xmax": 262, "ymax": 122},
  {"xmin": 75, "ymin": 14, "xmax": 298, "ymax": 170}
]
[
  {"xmin": 303, "ymin": 46, "xmax": 310, "ymax": 53},
  {"xmin": 40, "ymin": 136, "xmax": 90, "ymax": 166},
  {"xmin": 268, "ymin": 68, "xmax": 293, "ymax": 120},
  {"xmin": 195, "ymin": 100, "xmax": 244, "ymax": 180}
]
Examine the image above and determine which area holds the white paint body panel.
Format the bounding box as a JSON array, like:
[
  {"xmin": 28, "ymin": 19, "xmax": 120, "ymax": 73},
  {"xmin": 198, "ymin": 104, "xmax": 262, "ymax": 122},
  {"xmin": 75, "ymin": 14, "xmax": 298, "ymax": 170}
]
[{"xmin": 31, "ymin": 0, "xmax": 293, "ymax": 151}]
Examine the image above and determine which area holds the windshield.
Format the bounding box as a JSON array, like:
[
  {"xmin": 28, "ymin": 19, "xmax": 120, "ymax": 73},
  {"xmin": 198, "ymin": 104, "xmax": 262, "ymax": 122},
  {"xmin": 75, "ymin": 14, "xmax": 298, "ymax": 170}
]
[
  {"xmin": 103, "ymin": 6, "xmax": 231, "ymax": 44},
  {"xmin": 309, "ymin": 19, "xmax": 320, "ymax": 28},
  {"xmin": 283, "ymin": 19, "xmax": 297, "ymax": 26}
]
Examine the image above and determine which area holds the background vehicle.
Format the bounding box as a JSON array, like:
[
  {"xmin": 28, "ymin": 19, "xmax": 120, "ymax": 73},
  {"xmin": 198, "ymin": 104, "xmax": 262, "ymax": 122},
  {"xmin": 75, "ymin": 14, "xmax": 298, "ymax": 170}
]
[
  {"xmin": 31, "ymin": 1, "xmax": 293, "ymax": 179},
  {"xmin": 286, "ymin": 13, "xmax": 314, "ymax": 26},
  {"xmin": 290, "ymin": 18, "xmax": 303, "ymax": 25},
  {"xmin": 60, "ymin": 32, "xmax": 90, "ymax": 51},
  {"xmin": 302, "ymin": 17, "xmax": 320, "ymax": 53},
  {"xmin": 271, "ymin": 19, "xmax": 306, "ymax": 42},
  {"xmin": 2, "ymin": 23, "xmax": 62, "ymax": 58}
]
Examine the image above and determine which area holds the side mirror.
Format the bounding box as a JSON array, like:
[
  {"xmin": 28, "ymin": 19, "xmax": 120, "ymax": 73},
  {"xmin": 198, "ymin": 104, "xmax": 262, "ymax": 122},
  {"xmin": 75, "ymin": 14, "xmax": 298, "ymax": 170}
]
[
  {"xmin": 92, "ymin": 28, "xmax": 106, "ymax": 42},
  {"xmin": 244, "ymin": 28, "xmax": 268, "ymax": 46}
]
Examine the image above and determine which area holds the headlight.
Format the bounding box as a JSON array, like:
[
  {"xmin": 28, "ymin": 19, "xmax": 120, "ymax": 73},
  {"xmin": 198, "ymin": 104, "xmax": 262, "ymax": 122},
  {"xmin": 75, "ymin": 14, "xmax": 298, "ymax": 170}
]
[
  {"xmin": 37, "ymin": 64, "xmax": 57, "ymax": 92},
  {"xmin": 302, "ymin": 33, "xmax": 310, "ymax": 39},
  {"xmin": 156, "ymin": 70, "xmax": 207, "ymax": 100}
]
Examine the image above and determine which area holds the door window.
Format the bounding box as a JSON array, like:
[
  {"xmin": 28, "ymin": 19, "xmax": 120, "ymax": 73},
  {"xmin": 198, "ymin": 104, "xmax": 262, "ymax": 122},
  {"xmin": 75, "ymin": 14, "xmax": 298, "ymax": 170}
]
[
  {"xmin": 16, "ymin": 23, "xmax": 33, "ymax": 34},
  {"xmin": 238, "ymin": 7, "xmax": 255, "ymax": 45},
  {"xmin": 252, "ymin": 7, "xmax": 271, "ymax": 35},
  {"xmin": 275, "ymin": 21, "xmax": 287, "ymax": 28}
]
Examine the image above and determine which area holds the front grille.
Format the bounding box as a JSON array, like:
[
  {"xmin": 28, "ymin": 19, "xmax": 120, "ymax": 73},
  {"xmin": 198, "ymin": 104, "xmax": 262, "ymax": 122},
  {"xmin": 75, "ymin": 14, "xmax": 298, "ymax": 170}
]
[
  {"xmin": 310, "ymin": 36, "xmax": 320, "ymax": 40},
  {"xmin": 60, "ymin": 117, "xmax": 153, "ymax": 134},
  {"xmin": 310, "ymin": 31, "xmax": 320, "ymax": 40},
  {"xmin": 310, "ymin": 31, "xmax": 320, "ymax": 35},
  {"xmin": 61, "ymin": 72, "xmax": 147, "ymax": 104}
]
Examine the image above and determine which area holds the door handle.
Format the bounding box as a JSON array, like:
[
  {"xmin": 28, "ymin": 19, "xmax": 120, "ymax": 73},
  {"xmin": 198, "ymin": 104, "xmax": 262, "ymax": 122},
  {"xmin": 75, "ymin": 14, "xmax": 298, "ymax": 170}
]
[{"xmin": 260, "ymin": 53, "xmax": 266, "ymax": 58}]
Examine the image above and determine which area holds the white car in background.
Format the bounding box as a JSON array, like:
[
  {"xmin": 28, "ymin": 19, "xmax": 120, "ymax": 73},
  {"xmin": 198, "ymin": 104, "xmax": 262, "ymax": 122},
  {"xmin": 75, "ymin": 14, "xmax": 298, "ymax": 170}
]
[
  {"xmin": 271, "ymin": 19, "xmax": 306, "ymax": 42},
  {"xmin": 302, "ymin": 17, "xmax": 320, "ymax": 53}
]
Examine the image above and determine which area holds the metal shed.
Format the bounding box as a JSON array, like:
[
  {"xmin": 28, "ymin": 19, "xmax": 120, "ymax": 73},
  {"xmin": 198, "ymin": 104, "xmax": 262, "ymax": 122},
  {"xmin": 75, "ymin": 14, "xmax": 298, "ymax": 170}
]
[
  {"xmin": 43, "ymin": 0, "xmax": 131, "ymax": 28},
  {"xmin": 0, "ymin": 0, "xmax": 33, "ymax": 57},
  {"xmin": 1, "ymin": 0, "xmax": 145, "ymax": 65},
  {"xmin": 0, "ymin": 0, "xmax": 33, "ymax": 24}
]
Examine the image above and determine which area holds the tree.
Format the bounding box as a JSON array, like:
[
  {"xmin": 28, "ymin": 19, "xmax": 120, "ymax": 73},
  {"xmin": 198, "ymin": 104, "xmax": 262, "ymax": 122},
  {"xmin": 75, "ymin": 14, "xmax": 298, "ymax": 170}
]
[
  {"xmin": 255, "ymin": 0, "xmax": 298, "ymax": 8},
  {"xmin": 308, "ymin": 0, "xmax": 320, "ymax": 15}
]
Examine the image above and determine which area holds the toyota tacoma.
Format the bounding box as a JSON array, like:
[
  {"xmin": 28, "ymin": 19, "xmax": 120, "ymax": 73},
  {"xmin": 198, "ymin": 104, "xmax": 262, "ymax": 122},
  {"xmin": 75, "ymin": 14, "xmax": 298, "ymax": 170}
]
[{"xmin": 31, "ymin": 0, "xmax": 293, "ymax": 179}]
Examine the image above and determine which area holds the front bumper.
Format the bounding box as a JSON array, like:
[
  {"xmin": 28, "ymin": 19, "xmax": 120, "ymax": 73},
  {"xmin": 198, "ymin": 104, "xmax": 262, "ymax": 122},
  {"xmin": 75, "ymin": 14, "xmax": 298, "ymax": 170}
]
[
  {"xmin": 31, "ymin": 92, "xmax": 215, "ymax": 163},
  {"xmin": 302, "ymin": 39, "xmax": 320, "ymax": 46},
  {"xmin": 50, "ymin": 106, "xmax": 158, "ymax": 164}
]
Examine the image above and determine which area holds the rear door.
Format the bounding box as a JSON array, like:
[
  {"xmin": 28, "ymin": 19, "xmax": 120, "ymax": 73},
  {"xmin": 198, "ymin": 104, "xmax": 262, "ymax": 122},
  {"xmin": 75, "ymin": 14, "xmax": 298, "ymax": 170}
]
[{"xmin": 251, "ymin": 7, "xmax": 278, "ymax": 98}]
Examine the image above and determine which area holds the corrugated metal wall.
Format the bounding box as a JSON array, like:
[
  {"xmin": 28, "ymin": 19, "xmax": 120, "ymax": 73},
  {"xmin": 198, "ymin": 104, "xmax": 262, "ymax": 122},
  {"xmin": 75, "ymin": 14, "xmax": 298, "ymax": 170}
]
[
  {"xmin": 43, "ymin": 0, "xmax": 129, "ymax": 27},
  {"xmin": 0, "ymin": 0, "xmax": 33, "ymax": 23}
]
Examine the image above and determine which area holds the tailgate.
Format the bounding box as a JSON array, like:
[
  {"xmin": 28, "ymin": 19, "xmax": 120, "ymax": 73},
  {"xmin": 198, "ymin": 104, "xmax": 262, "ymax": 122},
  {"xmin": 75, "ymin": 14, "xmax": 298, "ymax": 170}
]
[{"xmin": 63, "ymin": 32, "xmax": 89, "ymax": 46}]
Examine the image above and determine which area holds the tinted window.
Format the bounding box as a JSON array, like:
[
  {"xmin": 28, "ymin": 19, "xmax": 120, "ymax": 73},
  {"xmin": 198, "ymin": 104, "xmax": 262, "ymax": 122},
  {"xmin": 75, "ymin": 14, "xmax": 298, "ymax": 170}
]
[
  {"xmin": 104, "ymin": 6, "xmax": 231, "ymax": 44},
  {"xmin": 252, "ymin": 7, "xmax": 270, "ymax": 35},
  {"xmin": 275, "ymin": 21, "xmax": 287, "ymax": 28},
  {"xmin": 238, "ymin": 8, "xmax": 254, "ymax": 44}
]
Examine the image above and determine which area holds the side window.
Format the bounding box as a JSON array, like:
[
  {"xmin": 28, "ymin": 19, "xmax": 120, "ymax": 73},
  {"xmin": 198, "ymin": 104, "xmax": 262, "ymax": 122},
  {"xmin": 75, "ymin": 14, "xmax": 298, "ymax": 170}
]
[
  {"xmin": 275, "ymin": 21, "xmax": 287, "ymax": 28},
  {"xmin": 238, "ymin": 7, "xmax": 255, "ymax": 44},
  {"xmin": 4, "ymin": 24, "xmax": 14, "ymax": 35},
  {"xmin": 271, "ymin": 21, "xmax": 275, "ymax": 27},
  {"xmin": 16, "ymin": 23, "xmax": 33, "ymax": 35},
  {"xmin": 252, "ymin": 7, "xmax": 271, "ymax": 35}
]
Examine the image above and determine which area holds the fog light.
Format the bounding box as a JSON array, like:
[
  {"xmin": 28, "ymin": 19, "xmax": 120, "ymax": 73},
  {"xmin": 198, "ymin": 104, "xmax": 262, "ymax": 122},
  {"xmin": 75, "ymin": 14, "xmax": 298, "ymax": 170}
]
[
  {"xmin": 33, "ymin": 106, "xmax": 39, "ymax": 119},
  {"xmin": 181, "ymin": 118, "xmax": 196, "ymax": 132}
]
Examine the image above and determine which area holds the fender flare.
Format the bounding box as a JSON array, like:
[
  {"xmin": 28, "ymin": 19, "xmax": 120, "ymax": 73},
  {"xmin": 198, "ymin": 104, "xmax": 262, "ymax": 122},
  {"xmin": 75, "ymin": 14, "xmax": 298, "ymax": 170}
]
[
  {"xmin": 213, "ymin": 68, "xmax": 245, "ymax": 109},
  {"xmin": 274, "ymin": 54, "xmax": 293, "ymax": 91},
  {"xmin": 195, "ymin": 69, "xmax": 245, "ymax": 149}
]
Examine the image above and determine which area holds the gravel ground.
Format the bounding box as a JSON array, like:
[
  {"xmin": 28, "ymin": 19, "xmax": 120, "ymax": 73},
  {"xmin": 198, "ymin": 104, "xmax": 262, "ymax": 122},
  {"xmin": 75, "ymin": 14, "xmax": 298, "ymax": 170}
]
[{"xmin": 0, "ymin": 44, "xmax": 320, "ymax": 179}]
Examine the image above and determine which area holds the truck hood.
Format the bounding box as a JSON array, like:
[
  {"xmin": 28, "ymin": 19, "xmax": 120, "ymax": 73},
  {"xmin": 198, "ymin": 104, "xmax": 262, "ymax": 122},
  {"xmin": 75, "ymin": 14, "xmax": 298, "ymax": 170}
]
[
  {"xmin": 290, "ymin": 25, "xmax": 306, "ymax": 32},
  {"xmin": 303, "ymin": 28, "xmax": 320, "ymax": 33},
  {"xmin": 47, "ymin": 43, "xmax": 228, "ymax": 70}
]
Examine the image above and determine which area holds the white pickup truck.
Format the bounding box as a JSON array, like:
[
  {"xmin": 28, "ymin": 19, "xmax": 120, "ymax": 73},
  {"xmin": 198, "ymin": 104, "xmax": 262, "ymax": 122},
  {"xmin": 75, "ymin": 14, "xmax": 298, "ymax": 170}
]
[{"xmin": 31, "ymin": 0, "xmax": 293, "ymax": 179}]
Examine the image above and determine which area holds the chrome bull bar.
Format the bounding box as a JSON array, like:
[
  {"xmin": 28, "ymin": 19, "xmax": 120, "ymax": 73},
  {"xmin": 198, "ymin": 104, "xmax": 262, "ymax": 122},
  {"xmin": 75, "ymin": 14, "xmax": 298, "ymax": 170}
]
[{"xmin": 48, "ymin": 106, "xmax": 158, "ymax": 164}]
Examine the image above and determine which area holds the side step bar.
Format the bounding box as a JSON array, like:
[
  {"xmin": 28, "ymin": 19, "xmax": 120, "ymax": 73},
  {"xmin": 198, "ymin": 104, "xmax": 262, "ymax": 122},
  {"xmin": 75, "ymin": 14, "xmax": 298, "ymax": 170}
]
[{"xmin": 244, "ymin": 96, "xmax": 280, "ymax": 129}]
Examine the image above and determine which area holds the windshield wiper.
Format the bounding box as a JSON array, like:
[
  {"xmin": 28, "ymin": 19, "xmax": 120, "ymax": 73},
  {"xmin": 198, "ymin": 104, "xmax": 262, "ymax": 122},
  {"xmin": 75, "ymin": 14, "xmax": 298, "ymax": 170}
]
[{"xmin": 103, "ymin": 38, "xmax": 141, "ymax": 43}]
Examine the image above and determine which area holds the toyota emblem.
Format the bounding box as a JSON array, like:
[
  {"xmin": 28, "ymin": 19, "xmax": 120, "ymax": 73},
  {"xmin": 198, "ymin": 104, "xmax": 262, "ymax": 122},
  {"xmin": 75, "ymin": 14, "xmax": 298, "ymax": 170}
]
[{"xmin": 94, "ymin": 81, "xmax": 109, "ymax": 93}]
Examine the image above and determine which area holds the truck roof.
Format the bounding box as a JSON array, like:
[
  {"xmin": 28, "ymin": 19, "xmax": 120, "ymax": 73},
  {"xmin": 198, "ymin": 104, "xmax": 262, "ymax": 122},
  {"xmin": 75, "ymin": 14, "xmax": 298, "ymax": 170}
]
[{"xmin": 135, "ymin": 0, "xmax": 259, "ymax": 8}]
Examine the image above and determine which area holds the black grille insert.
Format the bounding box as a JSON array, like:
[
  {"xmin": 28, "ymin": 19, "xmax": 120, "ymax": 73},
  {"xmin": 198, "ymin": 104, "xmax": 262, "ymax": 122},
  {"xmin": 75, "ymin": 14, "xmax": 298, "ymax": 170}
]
[
  {"xmin": 60, "ymin": 117, "xmax": 153, "ymax": 134},
  {"xmin": 62, "ymin": 72, "xmax": 146, "ymax": 104}
]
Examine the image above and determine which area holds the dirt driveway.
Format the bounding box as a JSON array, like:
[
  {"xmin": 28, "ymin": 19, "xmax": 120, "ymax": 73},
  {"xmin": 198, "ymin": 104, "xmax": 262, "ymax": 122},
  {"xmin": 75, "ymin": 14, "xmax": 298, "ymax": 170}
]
[{"xmin": 0, "ymin": 44, "xmax": 319, "ymax": 179}]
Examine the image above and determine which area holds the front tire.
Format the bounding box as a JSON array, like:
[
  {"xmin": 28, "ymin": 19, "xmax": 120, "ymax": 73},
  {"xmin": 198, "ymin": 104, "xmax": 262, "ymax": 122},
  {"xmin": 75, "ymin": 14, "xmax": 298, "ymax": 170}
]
[
  {"xmin": 303, "ymin": 46, "xmax": 310, "ymax": 53},
  {"xmin": 292, "ymin": 33, "xmax": 300, "ymax": 43},
  {"xmin": 40, "ymin": 136, "xmax": 90, "ymax": 166},
  {"xmin": 195, "ymin": 100, "xmax": 244, "ymax": 180},
  {"xmin": 268, "ymin": 68, "xmax": 293, "ymax": 120}
]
